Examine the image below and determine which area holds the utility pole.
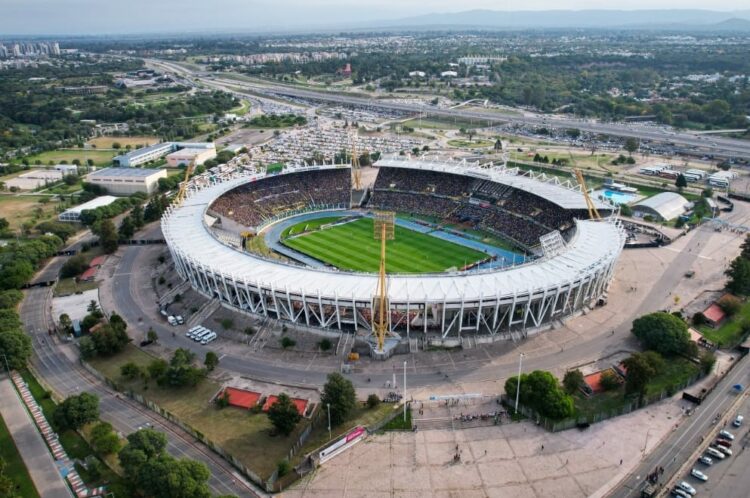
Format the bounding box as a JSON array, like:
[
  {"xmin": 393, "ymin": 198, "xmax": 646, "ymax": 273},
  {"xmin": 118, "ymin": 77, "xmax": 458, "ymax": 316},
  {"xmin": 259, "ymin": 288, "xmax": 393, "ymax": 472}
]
[
  {"xmin": 514, "ymin": 353, "xmax": 524, "ymax": 415},
  {"xmin": 327, "ymin": 403, "xmax": 332, "ymax": 441},
  {"xmin": 403, "ymin": 360, "xmax": 407, "ymax": 422}
]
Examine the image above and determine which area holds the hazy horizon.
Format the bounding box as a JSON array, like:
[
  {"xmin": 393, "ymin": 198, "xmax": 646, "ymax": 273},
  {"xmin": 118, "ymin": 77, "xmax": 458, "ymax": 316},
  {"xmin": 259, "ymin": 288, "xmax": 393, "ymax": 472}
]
[{"xmin": 2, "ymin": 1, "xmax": 750, "ymax": 36}]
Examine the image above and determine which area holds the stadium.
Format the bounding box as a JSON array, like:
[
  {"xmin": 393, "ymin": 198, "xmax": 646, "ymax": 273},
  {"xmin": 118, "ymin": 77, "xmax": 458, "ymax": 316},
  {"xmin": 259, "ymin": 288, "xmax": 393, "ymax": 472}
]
[{"xmin": 162, "ymin": 157, "xmax": 626, "ymax": 351}]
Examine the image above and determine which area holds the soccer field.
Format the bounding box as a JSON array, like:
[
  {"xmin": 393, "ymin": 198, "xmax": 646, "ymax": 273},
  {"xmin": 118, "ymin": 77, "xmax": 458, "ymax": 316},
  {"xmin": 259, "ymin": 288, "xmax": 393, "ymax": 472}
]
[{"xmin": 281, "ymin": 217, "xmax": 488, "ymax": 273}]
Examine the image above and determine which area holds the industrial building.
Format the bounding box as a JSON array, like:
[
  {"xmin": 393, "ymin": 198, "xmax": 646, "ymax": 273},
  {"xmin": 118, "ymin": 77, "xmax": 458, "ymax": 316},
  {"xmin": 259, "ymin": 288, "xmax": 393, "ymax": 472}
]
[
  {"xmin": 632, "ymin": 192, "xmax": 690, "ymax": 221},
  {"xmin": 113, "ymin": 142, "xmax": 215, "ymax": 167},
  {"xmin": 166, "ymin": 147, "xmax": 217, "ymax": 167},
  {"xmin": 86, "ymin": 167, "xmax": 167, "ymax": 195},
  {"xmin": 59, "ymin": 196, "xmax": 119, "ymax": 222}
]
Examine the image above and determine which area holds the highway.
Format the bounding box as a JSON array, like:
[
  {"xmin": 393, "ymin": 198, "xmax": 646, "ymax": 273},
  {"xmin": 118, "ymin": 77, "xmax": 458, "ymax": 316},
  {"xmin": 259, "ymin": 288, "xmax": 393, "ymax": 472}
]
[
  {"xmin": 148, "ymin": 59, "xmax": 750, "ymax": 161},
  {"xmin": 20, "ymin": 278, "xmax": 261, "ymax": 497}
]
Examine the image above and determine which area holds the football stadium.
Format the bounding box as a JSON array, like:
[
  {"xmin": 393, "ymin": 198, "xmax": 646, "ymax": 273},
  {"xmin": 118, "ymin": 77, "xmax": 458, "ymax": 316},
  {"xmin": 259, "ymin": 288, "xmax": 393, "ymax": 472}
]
[{"xmin": 162, "ymin": 157, "xmax": 626, "ymax": 349}]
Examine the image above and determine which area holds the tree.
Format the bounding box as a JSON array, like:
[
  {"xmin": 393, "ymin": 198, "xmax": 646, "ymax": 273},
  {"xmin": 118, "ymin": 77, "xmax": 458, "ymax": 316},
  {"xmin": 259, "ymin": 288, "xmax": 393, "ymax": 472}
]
[
  {"xmin": 562, "ymin": 369, "xmax": 584, "ymax": 394},
  {"xmin": 147, "ymin": 359, "xmax": 168, "ymax": 380},
  {"xmin": 366, "ymin": 393, "xmax": 380, "ymax": 409},
  {"xmin": 146, "ymin": 328, "xmax": 158, "ymax": 343},
  {"xmin": 93, "ymin": 219, "xmax": 118, "ymax": 254},
  {"xmin": 280, "ymin": 336, "xmax": 296, "ymax": 349},
  {"xmin": 267, "ymin": 393, "xmax": 302, "ymax": 436},
  {"xmin": 599, "ymin": 371, "xmax": 620, "ymax": 391},
  {"xmin": 60, "ymin": 254, "xmax": 88, "ymax": 278},
  {"xmin": 0, "ymin": 328, "xmax": 32, "ymax": 370},
  {"xmin": 118, "ymin": 216, "xmax": 134, "ymax": 240},
  {"xmin": 90, "ymin": 323, "xmax": 130, "ymax": 356},
  {"xmin": 119, "ymin": 428, "xmax": 167, "ymax": 476},
  {"xmin": 726, "ymin": 256, "xmax": 750, "ymax": 295},
  {"xmin": 121, "ymin": 362, "xmax": 143, "ymax": 381},
  {"xmin": 0, "ymin": 218, "xmax": 8, "ymax": 231},
  {"xmin": 131, "ymin": 203, "xmax": 144, "ymax": 229},
  {"xmin": 624, "ymin": 137, "xmax": 639, "ymax": 156},
  {"xmin": 321, "ymin": 372, "xmax": 357, "ymax": 427},
  {"xmin": 90, "ymin": 421, "xmax": 121, "ymax": 454},
  {"xmin": 204, "ymin": 351, "xmax": 219, "ymax": 372},
  {"xmin": 78, "ymin": 336, "xmax": 97, "ymax": 359},
  {"xmin": 87, "ymin": 300, "xmax": 100, "ymax": 315},
  {"xmin": 622, "ymin": 352, "xmax": 662, "ymax": 401},
  {"xmin": 631, "ymin": 312, "xmax": 691, "ymax": 357},
  {"xmin": 675, "ymin": 174, "xmax": 688, "ymax": 189},
  {"xmin": 53, "ymin": 392, "xmax": 99, "ymax": 431},
  {"xmin": 0, "ymin": 289, "xmax": 23, "ymax": 309},
  {"xmin": 699, "ymin": 350, "xmax": 717, "ymax": 374},
  {"xmin": 318, "ymin": 338, "xmax": 332, "ymax": 351},
  {"xmin": 504, "ymin": 370, "xmax": 574, "ymax": 420}
]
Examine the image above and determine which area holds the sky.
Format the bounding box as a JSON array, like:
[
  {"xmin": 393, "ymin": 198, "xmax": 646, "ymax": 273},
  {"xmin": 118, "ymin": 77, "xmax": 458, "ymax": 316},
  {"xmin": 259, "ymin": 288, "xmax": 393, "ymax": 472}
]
[{"xmin": 2, "ymin": 0, "xmax": 749, "ymax": 36}]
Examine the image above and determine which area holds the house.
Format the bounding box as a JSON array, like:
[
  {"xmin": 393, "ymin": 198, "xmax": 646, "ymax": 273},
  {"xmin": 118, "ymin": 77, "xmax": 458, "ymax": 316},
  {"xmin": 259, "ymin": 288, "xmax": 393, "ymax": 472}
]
[{"xmin": 702, "ymin": 303, "xmax": 726, "ymax": 328}]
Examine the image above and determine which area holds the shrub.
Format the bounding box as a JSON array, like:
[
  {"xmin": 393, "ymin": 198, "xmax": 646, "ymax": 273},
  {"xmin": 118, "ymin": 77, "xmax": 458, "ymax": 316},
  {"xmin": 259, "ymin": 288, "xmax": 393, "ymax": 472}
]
[
  {"xmin": 318, "ymin": 338, "xmax": 332, "ymax": 351},
  {"xmin": 562, "ymin": 369, "xmax": 584, "ymax": 394},
  {"xmin": 220, "ymin": 318, "xmax": 233, "ymax": 330},
  {"xmin": 280, "ymin": 337, "xmax": 296, "ymax": 349},
  {"xmin": 599, "ymin": 370, "xmax": 620, "ymax": 391},
  {"xmin": 366, "ymin": 393, "xmax": 380, "ymax": 409},
  {"xmin": 277, "ymin": 460, "xmax": 291, "ymax": 477}
]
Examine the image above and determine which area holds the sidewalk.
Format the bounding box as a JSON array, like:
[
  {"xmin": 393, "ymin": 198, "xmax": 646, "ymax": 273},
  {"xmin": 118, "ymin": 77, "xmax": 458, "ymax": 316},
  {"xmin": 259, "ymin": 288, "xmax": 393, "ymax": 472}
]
[{"xmin": 0, "ymin": 376, "xmax": 71, "ymax": 498}]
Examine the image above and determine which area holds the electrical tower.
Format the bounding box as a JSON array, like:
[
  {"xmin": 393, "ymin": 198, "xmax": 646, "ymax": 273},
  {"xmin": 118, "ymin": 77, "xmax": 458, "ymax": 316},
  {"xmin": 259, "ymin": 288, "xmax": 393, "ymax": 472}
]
[{"xmin": 372, "ymin": 212, "xmax": 395, "ymax": 352}]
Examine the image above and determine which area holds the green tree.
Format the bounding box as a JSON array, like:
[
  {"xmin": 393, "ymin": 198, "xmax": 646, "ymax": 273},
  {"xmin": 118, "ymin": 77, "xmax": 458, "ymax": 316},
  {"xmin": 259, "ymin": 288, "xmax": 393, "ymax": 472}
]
[
  {"xmin": 121, "ymin": 362, "xmax": 143, "ymax": 381},
  {"xmin": 90, "ymin": 421, "xmax": 121, "ymax": 454},
  {"xmin": 60, "ymin": 254, "xmax": 88, "ymax": 278},
  {"xmin": 90, "ymin": 323, "xmax": 130, "ymax": 356},
  {"xmin": 699, "ymin": 350, "xmax": 717, "ymax": 375},
  {"xmin": 0, "ymin": 290, "xmax": 23, "ymax": 309},
  {"xmin": 204, "ymin": 351, "xmax": 219, "ymax": 372},
  {"xmin": 726, "ymin": 256, "xmax": 750, "ymax": 295},
  {"xmin": 366, "ymin": 393, "xmax": 380, "ymax": 408},
  {"xmin": 118, "ymin": 216, "xmax": 134, "ymax": 240},
  {"xmin": 53, "ymin": 392, "xmax": 99, "ymax": 430},
  {"xmin": 675, "ymin": 174, "xmax": 688, "ymax": 189},
  {"xmin": 93, "ymin": 219, "xmax": 118, "ymax": 254},
  {"xmin": 147, "ymin": 359, "xmax": 168, "ymax": 380},
  {"xmin": 318, "ymin": 338, "xmax": 332, "ymax": 351},
  {"xmin": 599, "ymin": 371, "xmax": 620, "ymax": 391},
  {"xmin": 0, "ymin": 328, "xmax": 33, "ymax": 370},
  {"xmin": 146, "ymin": 327, "xmax": 158, "ymax": 343},
  {"xmin": 504, "ymin": 370, "xmax": 574, "ymax": 420},
  {"xmin": 562, "ymin": 369, "xmax": 584, "ymax": 394},
  {"xmin": 131, "ymin": 203, "xmax": 145, "ymax": 228},
  {"xmin": 321, "ymin": 372, "xmax": 357, "ymax": 427},
  {"xmin": 622, "ymin": 352, "xmax": 661, "ymax": 401},
  {"xmin": 267, "ymin": 393, "xmax": 302, "ymax": 436},
  {"xmin": 86, "ymin": 299, "xmax": 100, "ymax": 315},
  {"xmin": 624, "ymin": 137, "xmax": 639, "ymax": 156},
  {"xmin": 631, "ymin": 312, "xmax": 691, "ymax": 356}
]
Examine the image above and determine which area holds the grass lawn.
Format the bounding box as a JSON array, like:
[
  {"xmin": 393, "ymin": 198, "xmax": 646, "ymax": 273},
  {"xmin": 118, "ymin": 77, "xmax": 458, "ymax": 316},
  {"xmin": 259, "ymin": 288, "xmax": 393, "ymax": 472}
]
[
  {"xmin": 0, "ymin": 413, "xmax": 40, "ymax": 498},
  {"xmin": 281, "ymin": 216, "xmax": 344, "ymax": 238},
  {"xmin": 699, "ymin": 300, "xmax": 750, "ymax": 347},
  {"xmin": 381, "ymin": 407, "xmax": 411, "ymax": 430},
  {"xmin": 19, "ymin": 149, "xmax": 117, "ymax": 167},
  {"xmin": 54, "ymin": 278, "xmax": 99, "ymax": 297},
  {"xmin": 0, "ymin": 195, "xmax": 61, "ymax": 231},
  {"xmin": 574, "ymin": 389, "xmax": 630, "ymax": 419},
  {"xmin": 447, "ymin": 139, "xmax": 494, "ymax": 149},
  {"xmin": 282, "ymin": 217, "xmax": 487, "ymax": 273},
  {"xmin": 402, "ymin": 118, "xmax": 459, "ymax": 130},
  {"xmin": 646, "ymin": 358, "xmax": 701, "ymax": 396},
  {"xmin": 87, "ymin": 345, "xmax": 302, "ymax": 479},
  {"xmin": 86, "ymin": 136, "xmax": 160, "ymax": 149}
]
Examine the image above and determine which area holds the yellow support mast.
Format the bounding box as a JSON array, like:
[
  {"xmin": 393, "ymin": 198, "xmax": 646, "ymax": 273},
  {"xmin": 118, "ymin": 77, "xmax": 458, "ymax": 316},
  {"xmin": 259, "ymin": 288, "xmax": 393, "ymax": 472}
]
[
  {"xmin": 573, "ymin": 168, "xmax": 602, "ymax": 220},
  {"xmin": 351, "ymin": 132, "xmax": 362, "ymax": 190},
  {"xmin": 174, "ymin": 161, "xmax": 195, "ymax": 207},
  {"xmin": 373, "ymin": 212, "xmax": 395, "ymax": 351}
]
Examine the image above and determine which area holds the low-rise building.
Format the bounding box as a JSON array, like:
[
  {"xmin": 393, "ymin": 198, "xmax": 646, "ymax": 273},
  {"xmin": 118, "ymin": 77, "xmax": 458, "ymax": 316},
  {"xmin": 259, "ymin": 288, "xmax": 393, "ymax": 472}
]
[
  {"xmin": 166, "ymin": 147, "xmax": 217, "ymax": 167},
  {"xmin": 86, "ymin": 167, "xmax": 167, "ymax": 195},
  {"xmin": 114, "ymin": 141, "xmax": 215, "ymax": 167},
  {"xmin": 59, "ymin": 195, "xmax": 119, "ymax": 222}
]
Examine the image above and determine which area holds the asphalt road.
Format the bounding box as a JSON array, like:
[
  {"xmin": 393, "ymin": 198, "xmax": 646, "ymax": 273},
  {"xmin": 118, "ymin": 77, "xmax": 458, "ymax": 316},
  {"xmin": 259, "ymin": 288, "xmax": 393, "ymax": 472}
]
[
  {"xmin": 609, "ymin": 354, "xmax": 750, "ymax": 498},
  {"xmin": 20, "ymin": 285, "xmax": 261, "ymax": 498},
  {"xmin": 147, "ymin": 59, "xmax": 750, "ymax": 161}
]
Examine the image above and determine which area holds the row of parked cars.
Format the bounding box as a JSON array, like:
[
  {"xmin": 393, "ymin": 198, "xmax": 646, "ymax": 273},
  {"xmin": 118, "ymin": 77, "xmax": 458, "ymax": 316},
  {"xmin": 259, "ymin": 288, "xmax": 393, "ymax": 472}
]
[
  {"xmin": 186, "ymin": 325, "xmax": 217, "ymax": 345},
  {"xmin": 672, "ymin": 418, "xmax": 742, "ymax": 497}
]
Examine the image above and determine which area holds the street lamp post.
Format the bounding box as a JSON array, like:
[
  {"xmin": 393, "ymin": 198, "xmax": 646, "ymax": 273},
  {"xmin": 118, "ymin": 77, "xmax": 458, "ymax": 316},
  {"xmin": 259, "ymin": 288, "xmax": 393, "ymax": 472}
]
[
  {"xmin": 514, "ymin": 353, "xmax": 525, "ymax": 415},
  {"xmin": 403, "ymin": 360, "xmax": 407, "ymax": 422},
  {"xmin": 327, "ymin": 403, "xmax": 331, "ymax": 441}
]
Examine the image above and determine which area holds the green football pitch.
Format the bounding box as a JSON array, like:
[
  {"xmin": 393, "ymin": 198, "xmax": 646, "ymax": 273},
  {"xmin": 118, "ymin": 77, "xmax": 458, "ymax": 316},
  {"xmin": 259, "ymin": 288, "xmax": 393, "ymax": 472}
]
[{"xmin": 281, "ymin": 217, "xmax": 488, "ymax": 273}]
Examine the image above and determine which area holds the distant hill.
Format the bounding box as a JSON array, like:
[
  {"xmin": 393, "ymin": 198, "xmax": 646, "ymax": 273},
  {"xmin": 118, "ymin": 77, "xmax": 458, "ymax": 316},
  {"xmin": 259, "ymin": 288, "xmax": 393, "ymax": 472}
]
[{"xmin": 369, "ymin": 9, "xmax": 750, "ymax": 31}]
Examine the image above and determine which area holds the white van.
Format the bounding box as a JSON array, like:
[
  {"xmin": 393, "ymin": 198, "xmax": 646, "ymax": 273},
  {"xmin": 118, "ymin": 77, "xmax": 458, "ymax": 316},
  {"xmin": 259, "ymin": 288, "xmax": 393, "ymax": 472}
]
[
  {"xmin": 186, "ymin": 326, "xmax": 202, "ymax": 338},
  {"xmin": 193, "ymin": 329, "xmax": 212, "ymax": 342},
  {"xmin": 167, "ymin": 316, "xmax": 177, "ymax": 326},
  {"xmin": 200, "ymin": 332, "xmax": 217, "ymax": 345}
]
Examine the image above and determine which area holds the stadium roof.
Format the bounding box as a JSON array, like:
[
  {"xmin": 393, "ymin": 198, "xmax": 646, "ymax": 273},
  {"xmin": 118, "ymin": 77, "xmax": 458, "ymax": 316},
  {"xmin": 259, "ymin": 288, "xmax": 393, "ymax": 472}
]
[
  {"xmin": 633, "ymin": 192, "xmax": 689, "ymax": 221},
  {"xmin": 88, "ymin": 167, "xmax": 165, "ymax": 178},
  {"xmin": 375, "ymin": 157, "xmax": 609, "ymax": 211},
  {"xmin": 163, "ymin": 168, "xmax": 625, "ymax": 304},
  {"xmin": 61, "ymin": 195, "xmax": 119, "ymax": 216}
]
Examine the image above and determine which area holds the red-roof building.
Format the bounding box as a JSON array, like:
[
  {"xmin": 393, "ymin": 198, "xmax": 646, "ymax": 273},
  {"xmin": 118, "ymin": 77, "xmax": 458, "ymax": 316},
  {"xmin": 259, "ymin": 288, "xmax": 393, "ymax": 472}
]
[
  {"xmin": 262, "ymin": 395, "xmax": 308, "ymax": 416},
  {"xmin": 222, "ymin": 387, "xmax": 261, "ymax": 410},
  {"xmin": 79, "ymin": 267, "xmax": 97, "ymax": 282},
  {"xmin": 703, "ymin": 304, "xmax": 726, "ymax": 328}
]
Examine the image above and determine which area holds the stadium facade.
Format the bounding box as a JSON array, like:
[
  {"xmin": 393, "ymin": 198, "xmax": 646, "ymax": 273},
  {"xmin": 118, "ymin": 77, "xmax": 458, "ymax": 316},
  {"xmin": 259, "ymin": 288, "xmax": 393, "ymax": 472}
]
[{"xmin": 162, "ymin": 159, "xmax": 625, "ymax": 340}]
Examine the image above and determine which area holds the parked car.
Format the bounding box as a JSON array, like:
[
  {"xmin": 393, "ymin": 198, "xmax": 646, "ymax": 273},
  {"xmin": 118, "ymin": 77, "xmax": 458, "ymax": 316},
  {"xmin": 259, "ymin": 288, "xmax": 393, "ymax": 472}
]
[
  {"xmin": 677, "ymin": 481, "xmax": 697, "ymax": 496},
  {"xmin": 733, "ymin": 415, "xmax": 743, "ymax": 427},
  {"xmin": 715, "ymin": 439, "xmax": 731, "ymax": 448},
  {"xmin": 671, "ymin": 489, "xmax": 690, "ymax": 498},
  {"xmin": 698, "ymin": 455, "xmax": 712, "ymax": 466},
  {"xmin": 690, "ymin": 468, "xmax": 708, "ymax": 482},
  {"xmin": 716, "ymin": 445, "xmax": 732, "ymax": 457},
  {"xmin": 718, "ymin": 430, "xmax": 735, "ymax": 440},
  {"xmin": 167, "ymin": 316, "xmax": 177, "ymax": 326},
  {"xmin": 175, "ymin": 315, "xmax": 184, "ymax": 325},
  {"xmin": 706, "ymin": 447, "xmax": 725, "ymax": 460}
]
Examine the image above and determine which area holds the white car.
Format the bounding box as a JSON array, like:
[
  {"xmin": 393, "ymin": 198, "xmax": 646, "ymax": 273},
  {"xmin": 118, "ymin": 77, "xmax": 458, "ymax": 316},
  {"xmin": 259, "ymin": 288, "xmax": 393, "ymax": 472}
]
[
  {"xmin": 698, "ymin": 455, "xmax": 712, "ymax": 466},
  {"xmin": 690, "ymin": 468, "xmax": 708, "ymax": 482},
  {"xmin": 716, "ymin": 445, "xmax": 732, "ymax": 457},
  {"xmin": 733, "ymin": 415, "xmax": 743, "ymax": 427},
  {"xmin": 677, "ymin": 481, "xmax": 697, "ymax": 496},
  {"xmin": 706, "ymin": 447, "xmax": 725, "ymax": 460},
  {"xmin": 719, "ymin": 430, "xmax": 735, "ymax": 440}
]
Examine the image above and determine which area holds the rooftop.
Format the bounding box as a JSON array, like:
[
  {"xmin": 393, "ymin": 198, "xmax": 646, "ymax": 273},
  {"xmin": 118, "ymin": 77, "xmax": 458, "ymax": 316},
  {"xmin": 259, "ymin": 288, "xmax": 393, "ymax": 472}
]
[
  {"xmin": 63, "ymin": 195, "xmax": 119, "ymax": 215},
  {"xmin": 88, "ymin": 167, "xmax": 166, "ymax": 178}
]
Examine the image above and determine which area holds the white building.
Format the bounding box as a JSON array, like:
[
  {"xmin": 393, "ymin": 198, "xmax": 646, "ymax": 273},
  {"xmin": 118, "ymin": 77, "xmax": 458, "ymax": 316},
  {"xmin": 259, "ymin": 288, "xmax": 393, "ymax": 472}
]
[
  {"xmin": 441, "ymin": 71, "xmax": 458, "ymax": 78},
  {"xmin": 632, "ymin": 192, "xmax": 690, "ymax": 221},
  {"xmin": 113, "ymin": 142, "xmax": 215, "ymax": 167},
  {"xmin": 166, "ymin": 148, "xmax": 217, "ymax": 168},
  {"xmin": 53, "ymin": 164, "xmax": 79, "ymax": 176},
  {"xmin": 59, "ymin": 196, "xmax": 119, "ymax": 222},
  {"xmin": 86, "ymin": 168, "xmax": 167, "ymax": 195}
]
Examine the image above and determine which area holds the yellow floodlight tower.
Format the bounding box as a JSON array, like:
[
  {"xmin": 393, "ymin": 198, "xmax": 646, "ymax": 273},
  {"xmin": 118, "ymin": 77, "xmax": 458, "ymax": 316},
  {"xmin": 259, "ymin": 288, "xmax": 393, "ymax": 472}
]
[
  {"xmin": 573, "ymin": 168, "xmax": 602, "ymax": 220},
  {"xmin": 174, "ymin": 161, "xmax": 195, "ymax": 207},
  {"xmin": 351, "ymin": 132, "xmax": 362, "ymax": 190},
  {"xmin": 373, "ymin": 212, "xmax": 395, "ymax": 352}
]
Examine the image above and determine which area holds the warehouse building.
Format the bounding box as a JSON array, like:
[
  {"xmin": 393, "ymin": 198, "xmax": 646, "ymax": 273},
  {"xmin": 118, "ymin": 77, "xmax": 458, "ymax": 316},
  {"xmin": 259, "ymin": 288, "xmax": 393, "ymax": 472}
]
[
  {"xmin": 86, "ymin": 167, "xmax": 167, "ymax": 195},
  {"xmin": 166, "ymin": 147, "xmax": 217, "ymax": 167},
  {"xmin": 113, "ymin": 141, "xmax": 215, "ymax": 167},
  {"xmin": 59, "ymin": 196, "xmax": 119, "ymax": 222},
  {"xmin": 632, "ymin": 192, "xmax": 690, "ymax": 221}
]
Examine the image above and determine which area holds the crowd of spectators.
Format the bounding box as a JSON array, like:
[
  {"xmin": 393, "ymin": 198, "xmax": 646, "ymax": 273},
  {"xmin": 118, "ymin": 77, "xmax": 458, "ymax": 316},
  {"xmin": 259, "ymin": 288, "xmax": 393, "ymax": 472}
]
[
  {"xmin": 370, "ymin": 167, "xmax": 588, "ymax": 247},
  {"xmin": 210, "ymin": 168, "xmax": 351, "ymax": 228}
]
